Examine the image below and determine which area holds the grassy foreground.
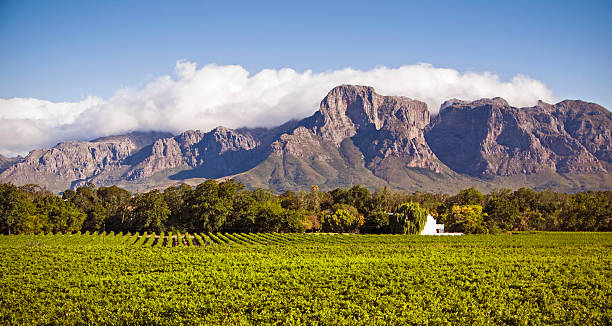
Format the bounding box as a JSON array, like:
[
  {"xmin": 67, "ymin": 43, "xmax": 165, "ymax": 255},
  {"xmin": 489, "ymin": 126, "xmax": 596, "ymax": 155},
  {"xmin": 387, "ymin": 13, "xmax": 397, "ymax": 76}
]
[{"xmin": 0, "ymin": 232, "xmax": 610, "ymax": 325}]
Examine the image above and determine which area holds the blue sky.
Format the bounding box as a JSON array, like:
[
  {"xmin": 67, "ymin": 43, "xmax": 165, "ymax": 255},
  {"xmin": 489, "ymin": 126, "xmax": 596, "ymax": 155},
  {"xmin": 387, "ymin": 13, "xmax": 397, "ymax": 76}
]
[
  {"xmin": 0, "ymin": 0, "xmax": 610, "ymax": 107},
  {"xmin": 0, "ymin": 0, "xmax": 611, "ymax": 156}
]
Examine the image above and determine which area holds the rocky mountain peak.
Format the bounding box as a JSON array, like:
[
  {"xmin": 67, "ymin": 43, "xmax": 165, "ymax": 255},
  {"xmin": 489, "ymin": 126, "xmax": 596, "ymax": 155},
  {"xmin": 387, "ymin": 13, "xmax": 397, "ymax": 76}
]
[
  {"xmin": 293, "ymin": 85, "xmax": 443, "ymax": 173},
  {"xmin": 310, "ymin": 84, "xmax": 431, "ymax": 145},
  {"xmin": 438, "ymin": 97, "xmax": 510, "ymax": 113},
  {"xmin": 427, "ymin": 98, "xmax": 607, "ymax": 176},
  {"xmin": 176, "ymin": 130, "xmax": 205, "ymax": 147},
  {"xmin": 0, "ymin": 85, "xmax": 610, "ymax": 193},
  {"xmin": 125, "ymin": 125, "xmax": 263, "ymax": 181},
  {"xmin": 0, "ymin": 154, "xmax": 21, "ymax": 173},
  {"xmin": 547, "ymin": 100, "xmax": 612, "ymax": 164},
  {"xmin": 202, "ymin": 126, "xmax": 260, "ymax": 155},
  {"xmin": 0, "ymin": 131, "xmax": 171, "ymax": 190},
  {"xmin": 310, "ymin": 85, "xmax": 380, "ymax": 144},
  {"xmin": 90, "ymin": 131, "xmax": 174, "ymax": 149}
]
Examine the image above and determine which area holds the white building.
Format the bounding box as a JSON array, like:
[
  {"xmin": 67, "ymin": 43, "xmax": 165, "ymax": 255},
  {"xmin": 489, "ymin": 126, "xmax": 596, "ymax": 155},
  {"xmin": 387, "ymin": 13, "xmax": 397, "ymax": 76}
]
[
  {"xmin": 420, "ymin": 214, "xmax": 444, "ymax": 235},
  {"xmin": 420, "ymin": 214, "xmax": 463, "ymax": 236}
]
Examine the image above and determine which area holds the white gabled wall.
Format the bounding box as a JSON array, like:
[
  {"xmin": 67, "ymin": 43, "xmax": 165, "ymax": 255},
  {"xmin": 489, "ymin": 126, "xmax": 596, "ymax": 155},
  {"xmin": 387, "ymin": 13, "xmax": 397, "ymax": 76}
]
[{"xmin": 421, "ymin": 214, "xmax": 438, "ymax": 235}]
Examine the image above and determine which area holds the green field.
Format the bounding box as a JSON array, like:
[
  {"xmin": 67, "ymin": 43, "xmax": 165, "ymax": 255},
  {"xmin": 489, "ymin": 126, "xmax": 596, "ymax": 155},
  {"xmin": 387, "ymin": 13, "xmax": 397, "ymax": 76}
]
[{"xmin": 1, "ymin": 232, "xmax": 610, "ymax": 325}]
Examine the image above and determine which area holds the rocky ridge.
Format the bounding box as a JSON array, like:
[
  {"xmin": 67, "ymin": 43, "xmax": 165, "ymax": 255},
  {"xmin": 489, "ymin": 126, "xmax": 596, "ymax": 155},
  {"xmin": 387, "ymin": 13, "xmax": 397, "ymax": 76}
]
[
  {"xmin": 302, "ymin": 85, "xmax": 442, "ymax": 172},
  {"xmin": 0, "ymin": 154, "xmax": 21, "ymax": 173},
  {"xmin": 426, "ymin": 98, "xmax": 608, "ymax": 176},
  {"xmin": 126, "ymin": 126, "xmax": 262, "ymax": 180},
  {"xmin": 0, "ymin": 85, "xmax": 610, "ymax": 193},
  {"xmin": 0, "ymin": 131, "xmax": 171, "ymax": 190}
]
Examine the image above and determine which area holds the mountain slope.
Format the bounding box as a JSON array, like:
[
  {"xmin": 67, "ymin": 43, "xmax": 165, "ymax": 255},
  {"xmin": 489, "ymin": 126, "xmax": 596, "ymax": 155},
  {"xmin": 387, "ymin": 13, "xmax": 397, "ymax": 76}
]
[
  {"xmin": 425, "ymin": 98, "xmax": 608, "ymax": 176},
  {"xmin": 0, "ymin": 131, "xmax": 172, "ymax": 191},
  {"xmin": 546, "ymin": 100, "xmax": 612, "ymax": 168},
  {"xmin": 303, "ymin": 85, "xmax": 442, "ymax": 172},
  {"xmin": 0, "ymin": 154, "xmax": 21, "ymax": 174},
  {"xmin": 0, "ymin": 85, "xmax": 610, "ymax": 193}
]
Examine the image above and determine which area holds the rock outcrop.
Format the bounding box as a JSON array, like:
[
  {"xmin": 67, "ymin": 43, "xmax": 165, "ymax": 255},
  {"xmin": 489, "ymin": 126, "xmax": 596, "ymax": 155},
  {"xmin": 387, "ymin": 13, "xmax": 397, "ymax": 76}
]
[
  {"xmin": 0, "ymin": 85, "xmax": 610, "ymax": 193},
  {"xmin": 0, "ymin": 131, "xmax": 171, "ymax": 190},
  {"xmin": 301, "ymin": 85, "xmax": 442, "ymax": 172},
  {"xmin": 127, "ymin": 126, "xmax": 263, "ymax": 180},
  {"xmin": 426, "ymin": 98, "xmax": 608, "ymax": 176},
  {"xmin": 546, "ymin": 100, "xmax": 612, "ymax": 165},
  {"xmin": 0, "ymin": 154, "xmax": 21, "ymax": 173}
]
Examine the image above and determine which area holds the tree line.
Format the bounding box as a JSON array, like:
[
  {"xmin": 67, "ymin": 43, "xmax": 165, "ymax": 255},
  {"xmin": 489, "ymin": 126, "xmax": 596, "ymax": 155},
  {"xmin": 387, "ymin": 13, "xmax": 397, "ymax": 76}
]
[{"xmin": 0, "ymin": 181, "xmax": 610, "ymax": 235}]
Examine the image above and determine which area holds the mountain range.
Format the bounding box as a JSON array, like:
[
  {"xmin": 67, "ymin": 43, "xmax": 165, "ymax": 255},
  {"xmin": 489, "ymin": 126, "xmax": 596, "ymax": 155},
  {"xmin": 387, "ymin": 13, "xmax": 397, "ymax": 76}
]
[{"xmin": 1, "ymin": 85, "xmax": 611, "ymax": 193}]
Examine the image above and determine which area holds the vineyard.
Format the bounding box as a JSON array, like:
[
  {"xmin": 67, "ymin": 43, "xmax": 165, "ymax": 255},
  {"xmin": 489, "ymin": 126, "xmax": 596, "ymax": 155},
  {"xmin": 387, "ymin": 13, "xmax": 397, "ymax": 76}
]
[{"xmin": 1, "ymin": 232, "xmax": 610, "ymax": 325}]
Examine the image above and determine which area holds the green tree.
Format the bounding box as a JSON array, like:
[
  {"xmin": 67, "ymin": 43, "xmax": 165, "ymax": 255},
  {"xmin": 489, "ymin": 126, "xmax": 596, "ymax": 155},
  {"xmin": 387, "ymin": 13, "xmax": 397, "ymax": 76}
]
[
  {"xmin": 97, "ymin": 186, "xmax": 131, "ymax": 231},
  {"xmin": 405, "ymin": 191, "xmax": 447, "ymax": 213},
  {"xmin": 321, "ymin": 205, "xmax": 364, "ymax": 233},
  {"xmin": 365, "ymin": 187, "xmax": 394, "ymax": 215},
  {"xmin": 130, "ymin": 190, "xmax": 170, "ymax": 233},
  {"xmin": 279, "ymin": 190, "xmax": 299, "ymax": 210},
  {"xmin": 559, "ymin": 192, "xmax": 612, "ymax": 231},
  {"xmin": 82, "ymin": 203, "xmax": 107, "ymax": 231},
  {"xmin": 163, "ymin": 184, "xmax": 191, "ymax": 229},
  {"xmin": 0, "ymin": 183, "xmax": 35, "ymax": 234},
  {"xmin": 19, "ymin": 184, "xmax": 52, "ymax": 201},
  {"xmin": 389, "ymin": 202, "xmax": 429, "ymax": 234},
  {"xmin": 33, "ymin": 195, "xmax": 86, "ymax": 234},
  {"xmin": 361, "ymin": 211, "xmax": 391, "ymax": 234},
  {"xmin": 248, "ymin": 199, "xmax": 305, "ymax": 233},
  {"xmin": 511, "ymin": 187, "xmax": 540, "ymax": 230},
  {"xmin": 67, "ymin": 183, "xmax": 108, "ymax": 232},
  {"xmin": 449, "ymin": 187, "xmax": 484, "ymax": 206},
  {"xmin": 484, "ymin": 190, "xmax": 519, "ymax": 231},
  {"xmin": 182, "ymin": 180, "xmax": 242, "ymax": 233},
  {"xmin": 444, "ymin": 204, "xmax": 488, "ymax": 234}
]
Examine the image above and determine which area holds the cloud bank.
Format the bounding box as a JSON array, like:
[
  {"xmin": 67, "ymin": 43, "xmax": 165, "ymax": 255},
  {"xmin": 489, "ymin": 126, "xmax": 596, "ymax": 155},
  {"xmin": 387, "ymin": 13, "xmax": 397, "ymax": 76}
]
[{"xmin": 0, "ymin": 61, "xmax": 554, "ymax": 157}]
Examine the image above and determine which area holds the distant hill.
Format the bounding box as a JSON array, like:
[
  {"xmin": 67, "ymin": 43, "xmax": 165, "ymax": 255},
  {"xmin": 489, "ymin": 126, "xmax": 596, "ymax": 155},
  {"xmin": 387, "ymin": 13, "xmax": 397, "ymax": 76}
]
[{"xmin": 1, "ymin": 85, "xmax": 611, "ymax": 193}]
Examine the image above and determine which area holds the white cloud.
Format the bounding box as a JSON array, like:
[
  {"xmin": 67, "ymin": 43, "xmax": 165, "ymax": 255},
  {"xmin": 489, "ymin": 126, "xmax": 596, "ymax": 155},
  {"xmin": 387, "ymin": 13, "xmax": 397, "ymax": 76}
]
[{"xmin": 0, "ymin": 61, "xmax": 555, "ymax": 157}]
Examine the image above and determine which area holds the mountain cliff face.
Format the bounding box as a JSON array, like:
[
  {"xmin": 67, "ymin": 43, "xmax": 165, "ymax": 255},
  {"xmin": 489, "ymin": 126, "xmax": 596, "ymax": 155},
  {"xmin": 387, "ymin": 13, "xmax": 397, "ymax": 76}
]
[
  {"xmin": 426, "ymin": 98, "xmax": 607, "ymax": 176},
  {"xmin": 0, "ymin": 154, "xmax": 21, "ymax": 174},
  {"xmin": 303, "ymin": 85, "xmax": 442, "ymax": 172},
  {"xmin": 126, "ymin": 126, "xmax": 263, "ymax": 180},
  {"xmin": 0, "ymin": 85, "xmax": 610, "ymax": 193},
  {"xmin": 546, "ymin": 100, "xmax": 612, "ymax": 166},
  {"xmin": 251, "ymin": 85, "xmax": 445, "ymax": 191},
  {"xmin": 0, "ymin": 131, "xmax": 172, "ymax": 190}
]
